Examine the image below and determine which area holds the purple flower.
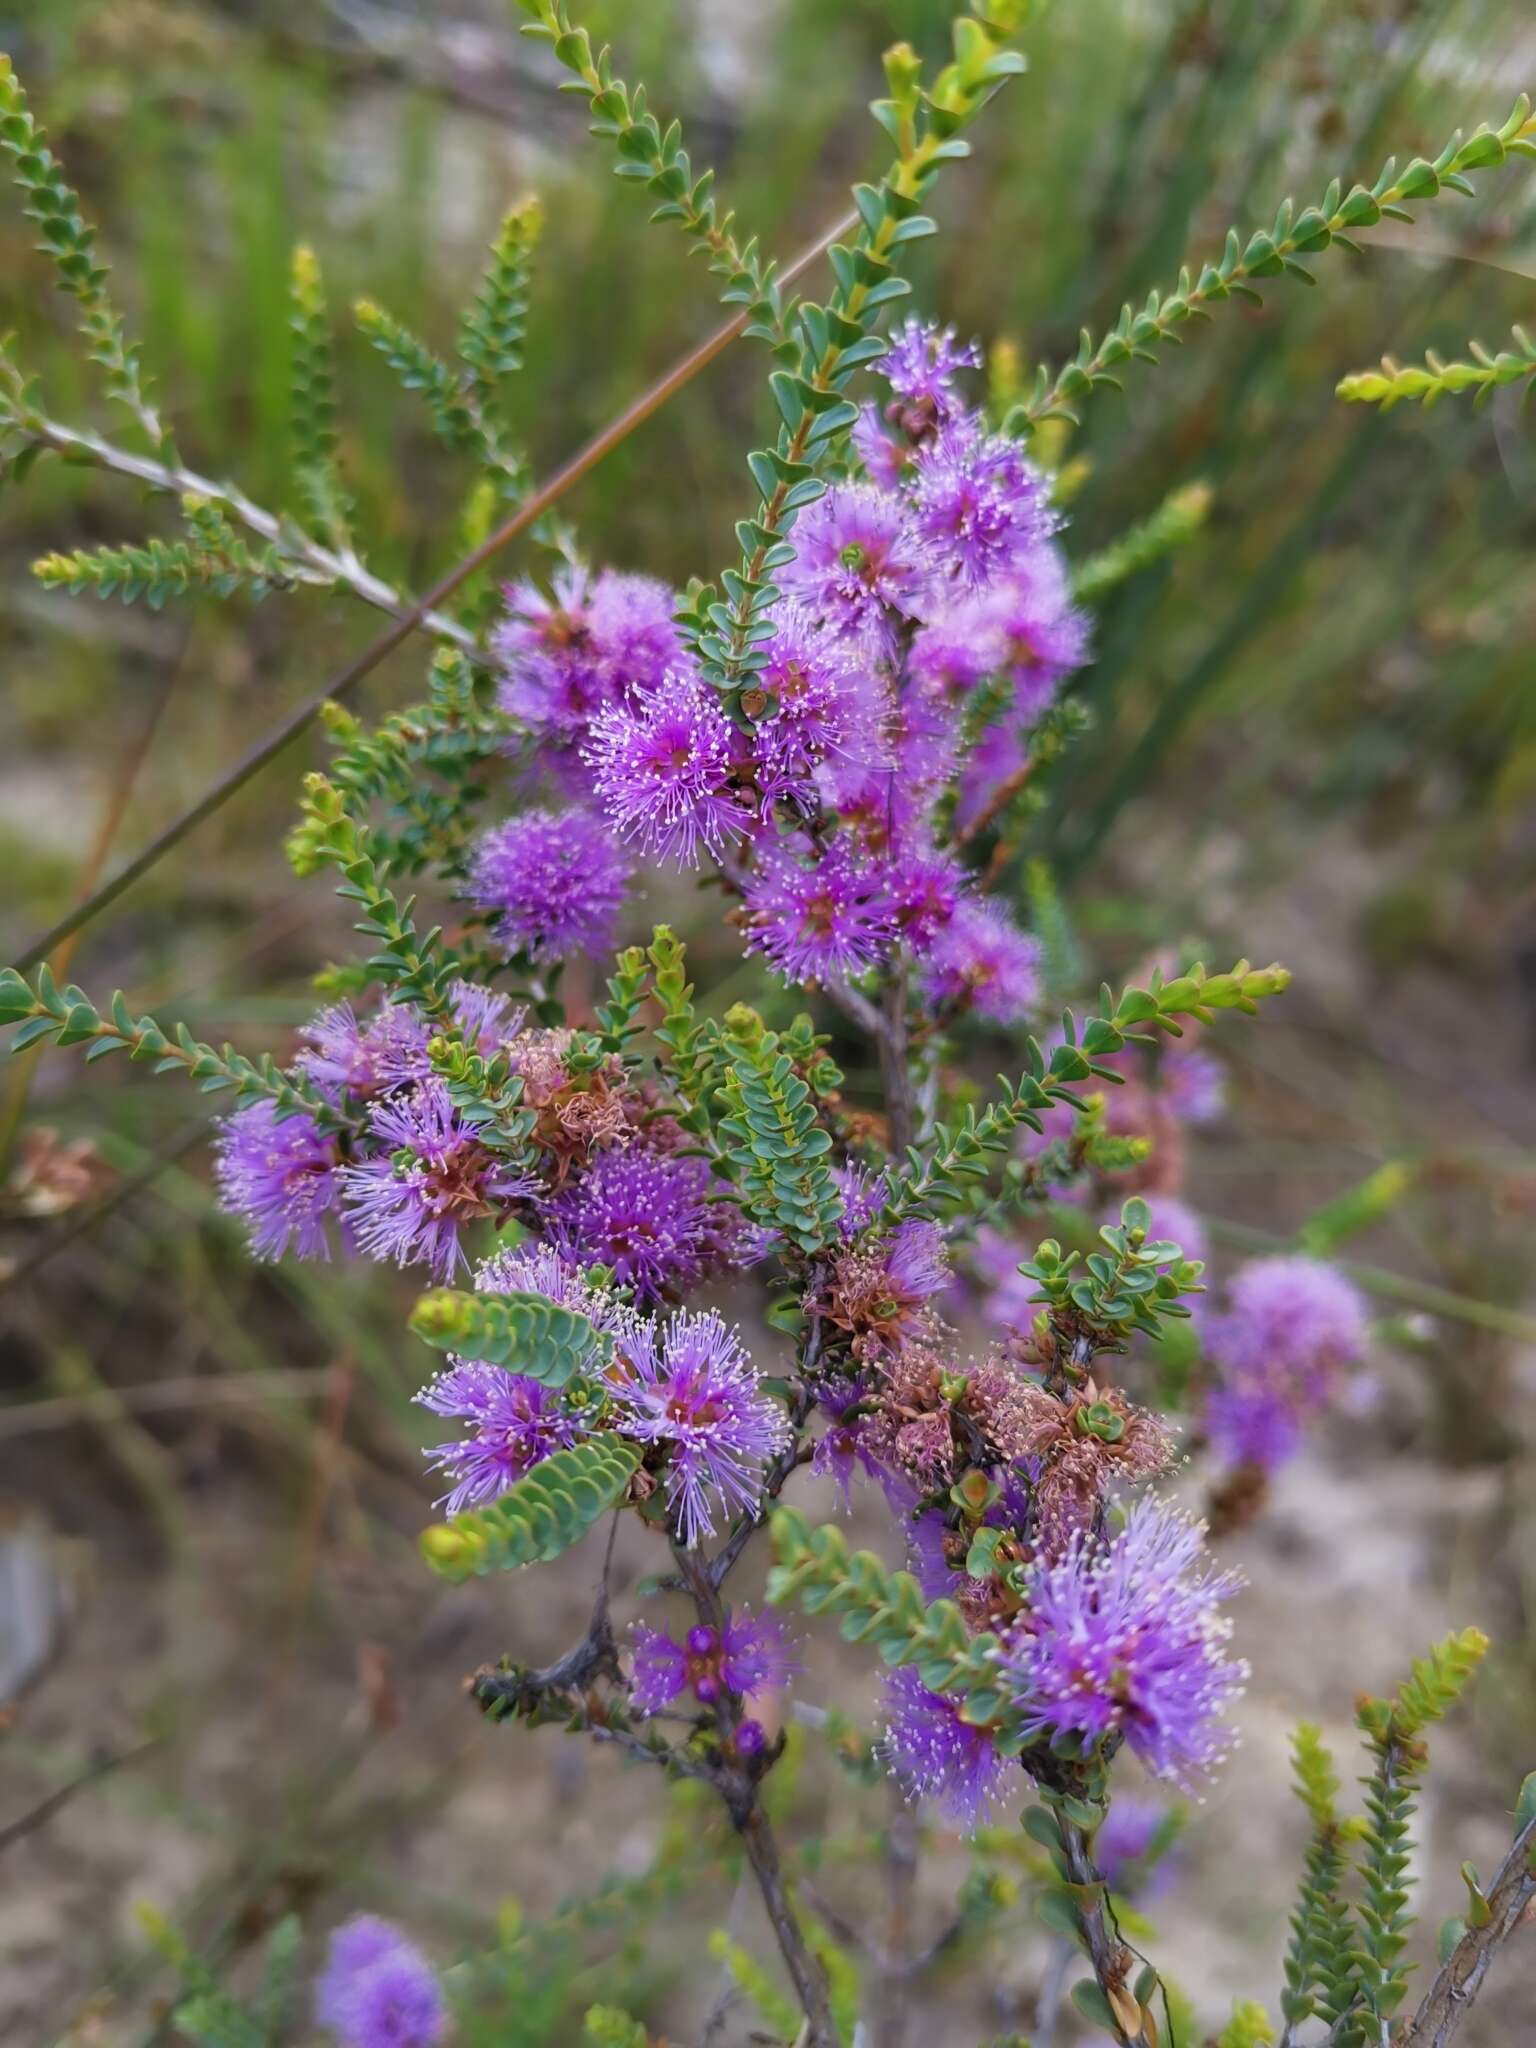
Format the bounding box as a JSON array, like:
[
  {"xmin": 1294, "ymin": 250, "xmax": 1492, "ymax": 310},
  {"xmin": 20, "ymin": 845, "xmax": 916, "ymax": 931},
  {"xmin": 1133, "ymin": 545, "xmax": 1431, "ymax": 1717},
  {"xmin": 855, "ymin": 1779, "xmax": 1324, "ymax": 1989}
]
[
  {"xmin": 418, "ymin": 1361, "xmax": 583, "ymax": 1514},
  {"xmin": 545, "ymin": 1144, "xmax": 750, "ymax": 1307},
  {"xmin": 297, "ymin": 1001, "xmax": 433, "ymax": 1102},
  {"xmin": 494, "ymin": 566, "xmax": 679, "ymax": 735},
  {"xmin": 880, "ymin": 1667, "xmax": 1015, "ymax": 1833},
  {"xmin": 881, "ymin": 839, "xmax": 966, "ymax": 951},
  {"xmin": 742, "ymin": 840, "xmax": 894, "ymax": 985},
  {"xmin": 314, "ymin": 1916, "xmax": 445, "ymax": 2048},
  {"xmin": 611, "ymin": 1309, "xmax": 791, "ymax": 1544},
  {"xmin": 583, "ymin": 670, "xmax": 752, "ymax": 867},
  {"xmin": 921, "ymin": 898, "xmax": 1042, "ymax": 1022},
  {"xmin": 447, "ymin": 979, "xmax": 518, "ymax": 1055},
  {"xmin": 750, "ymin": 609, "xmax": 889, "ymax": 805},
  {"xmin": 877, "ymin": 318, "xmax": 982, "ymax": 424},
  {"xmin": 339, "ymin": 1081, "xmax": 537, "ymax": 1279},
  {"xmin": 213, "ymin": 1102, "xmax": 341, "ymax": 1261},
  {"xmin": 909, "ymin": 422, "xmax": 1053, "ymax": 594},
  {"xmin": 630, "ymin": 1609, "xmax": 798, "ymax": 1713},
  {"xmin": 973, "ymin": 552, "xmax": 1090, "ymax": 724},
  {"xmin": 809, "ymin": 1381, "xmax": 882, "ymax": 1505},
  {"xmin": 475, "ymin": 1240, "xmax": 617, "ymax": 1322},
  {"xmin": 832, "ymin": 1164, "xmax": 889, "ymax": 1237},
  {"xmin": 1096, "ymin": 1794, "xmax": 1181, "ymax": 1899},
  {"xmin": 778, "ymin": 484, "xmax": 922, "ymax": 652},
  {"xmin": 1161, "ymin": 1045, "xmax": 1225, "ymax": 1125},
  {"xmin": 998, "ymin": 1497, "xmax": 1247, "ymax": 1788},
  {"xmin": 470, "ymin": 806, "xmax": 632, "ymax": 963},
  {"xmin": 1202, "ymin": 1256, "xmax": 1369, "ymax": 1472},
  {"xmin": 852, "ymin": 402, "xmax": 907, "ymax": 487}
]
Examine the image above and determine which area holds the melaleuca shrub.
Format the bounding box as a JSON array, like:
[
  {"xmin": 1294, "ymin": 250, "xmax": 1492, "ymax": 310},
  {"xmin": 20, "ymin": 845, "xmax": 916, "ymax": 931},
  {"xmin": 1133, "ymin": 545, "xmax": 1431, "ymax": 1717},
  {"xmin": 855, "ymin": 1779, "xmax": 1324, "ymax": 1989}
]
[{"xmin": 2, "ymin": 8, "xmax": 1534, "ymax": 2045}]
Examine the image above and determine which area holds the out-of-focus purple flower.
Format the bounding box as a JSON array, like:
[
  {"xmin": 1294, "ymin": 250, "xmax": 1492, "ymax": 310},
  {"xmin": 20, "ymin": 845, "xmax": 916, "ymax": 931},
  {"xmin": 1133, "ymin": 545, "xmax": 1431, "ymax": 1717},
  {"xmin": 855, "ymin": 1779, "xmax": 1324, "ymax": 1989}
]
[
  {"xmin": 314, "ymin": 1916, "xmax": 445, "ymax": 2048},
  {"xmin": 545, "ymin": 1144, "xmax": 750, "ymax": 1306},
  {"xmin": 418, "ymin": 1362, "xmax": 582, "ymax": 1514},
  {"xmin": 975, "ymin": 554, "xmax": 1090, "ymax": 724},
  {"xmin": 1202, "ymin": 1255, "xmax": 1370, "ymax": 1472},
  {"xmin": 921, "ymin": 898, "xmax": 1042, "ymax": 1023},
  {"xmin": 909, "ymin": 422, "xmax": 1052, "ymax": 593},
  {"xmin": 999, "ymin": 1497, "xmax": 1247, "ymax": 1788},
  {"xmin": 213, "ymin": 1102, "xmax": 341, "ymax": 1261},
  {"xmin": 583, "ymin": 671, "xmax": 752, "ymax": 867},
  {"xmin": 877, "ymin": 318, "xmax": 982, "ymax": 425},
  {"xmin": 972, "ymin": 1224, "xmax": 1039, "ymax": 1332},
  {"xmin": 852, "ymin": 403, "xmax": 907, "ymax": 487},
  {"xmin": 881, "ymin": 839, "xmax": 966, "ymax": 952},
  {"xmin": 447, "ymin": 979, "xmax": 519, "ymax": 1055},
  {"xmin": 832, "ymin": 1164, "xmax": 889, "ymax": 1238},
  {"xmin": 809, "ymin": 1379, "xmax": 881, "ymax": 1505},
  {"xmin": 906, "ymin": 1507, "xmax": 965, "ymax": 1604},
  {"xmin": 778, "ymin": 485, "xmax": 922, "ymax": 652},
  {"xmin": 470, "ymin": 806, "xmax": 632, "ymax": 963},
  {"xmin": 494, "ymin": 565, "xmax": 679, "ymax": 735},
  {"xmin": 910, "ymin": 606, "xmax": 1003, "ymax": 704},
  {"xmin": 339, "ymin": 1081, "xmax": 537, "ymax": 1279},
  {"xmin": 880, "ymin": 1667, "xmax": 1015, "ymax": 1833},
  {"xmin": 1161, "ymin": 1045, "xmax": 1225, "ymax": 1125},
  {"xmin": 1096, "ymin": 1794, "xmax": 1181, "ymax": 1899},
  {"xmin": 742, "ymin": 840, "xmax": 894, "ymax": 985},
  {"xmin": 297, "ymin": 1001, "xmax": 432, "ymax": 1102},
  {"xmin": 611, "ymin": 1309, "xmax": 791, "ymax": 1544},
  {"xmin": 953, "ymin": 720, "xmax": 1031, "ymax": 841},
  {"xmin": 735, "ymin": 1717, "xmax": 768, "ymax": 1757}
]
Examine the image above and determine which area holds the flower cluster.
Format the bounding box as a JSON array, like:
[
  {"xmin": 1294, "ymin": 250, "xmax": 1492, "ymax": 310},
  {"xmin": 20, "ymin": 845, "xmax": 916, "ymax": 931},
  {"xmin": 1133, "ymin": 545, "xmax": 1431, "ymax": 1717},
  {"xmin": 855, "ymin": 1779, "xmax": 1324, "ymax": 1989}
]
[
  {"xmin": 314, "ymin": 1917, "xmax": 445, "ymax": 2048},
  {"xmin": 483, "ymin": 321, "xmax": 1075, "ymax": 1021}
]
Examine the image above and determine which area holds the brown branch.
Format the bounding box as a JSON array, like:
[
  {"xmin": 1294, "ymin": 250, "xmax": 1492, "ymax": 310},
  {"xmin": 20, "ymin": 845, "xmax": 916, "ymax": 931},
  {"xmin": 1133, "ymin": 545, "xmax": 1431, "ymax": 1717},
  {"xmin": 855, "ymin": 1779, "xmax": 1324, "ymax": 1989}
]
[
  {"xmin": 7, "ymin": 205, "xmax": 858, "ymax": 978},
  {"xmin": 1058, "ymin": 1815, "xmax": 1148, "ymax": 2045},
  {"xmin": 1393, "ymin": 1813, "xmax": 1536, "ymax": 2048}
]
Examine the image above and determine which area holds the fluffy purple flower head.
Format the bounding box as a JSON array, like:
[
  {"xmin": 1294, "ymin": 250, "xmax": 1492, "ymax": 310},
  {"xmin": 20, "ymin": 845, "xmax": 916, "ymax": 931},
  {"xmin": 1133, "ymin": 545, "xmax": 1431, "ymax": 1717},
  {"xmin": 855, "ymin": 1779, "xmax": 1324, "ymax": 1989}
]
[
  {"xmin": 910, "ymin": 605, "xmax": 1004, "ymax": 705},
  {"xmin": 851, "ymin": 402, "xmax": 908, "ymax": 487},
  {"xmin": 545, "ymin": 1143, "xmax": 749, "ymax": 1306},
  {"xmin": 974, "ymin": 552, "xmax": 1090, "ymax": 724},
  {"xmin": 469, "ymin": 806, "xmax": 632, "ymax": 963},
  {"xmin": 340, "ymin": 1081, "xmax": 538, "ymax": 1279},
  {"xmin": 909, "ymin": 422, "xmax": 1053, "ymax": 593},
  {"xmin": 921, "ymin": 897, "xmax": 1042, "ymax": 1023},
  {"xmin": 1209, "ymin": 1256, "xmax": 1368, "ymax": 1393},
  {"xmin": 297, "ymin": 1001, "xmax": 432, "ymax": 1103},
  {"xmin": 611, "ymin": 1308, "xmax": 791, "ymax": 1544},
  {"xmin": 418, "ymin": 1362, "xmax": 581, "ymax": 1515},
  {"xmin": 778, "ymin": 484, "xmax": 922, "ymax": 652},
  {"xmin": 952, "ymin": 719, "xmax": 1031, "ymax": 841},
  {"xmin": 630, "ymin": 1609, "xmax": 798, "ymax": 1714},
  {"xmin": 750, "ymin": 609, "xmax": 889, "ymax": 806},
  {"xmin": 213, "ymin": 1102, "xmax": 341, "ymax": 1261},
  {"xmin": 809, "ymin": 1379, "xmax": 881, "ymax": 1504},
  {"xmin": 743, "ymin": 840, "xmax": 894, "ymax": 986},
  {"xmin": 475, "ymin": 1240, "xmax": 618, "ymax": 1323},
  {"xmin": 447, "ymin": 979, "xmax": 519, "ymax": 1055},
  {"xmin": 883, "ymin": 1218, "xmax": 951, "ymax": 1305},
  {"xmin": 494, "ymin": 566, "xmax": 679, "ymax": 735},
  {"xmin": 881, "ymin": 839, "xmax": 966, "ymax": 951},
  {"xmin": 314, "ymin": 1917, "xmax": 445, "ymax": 2048},
  {"xmin": 832, "ymin": 1163, "xmax": 889, "ymax": 1238},
  {"xmin": 999, "ymin": 1497, "xmax": 1247, "ymax": 1788},
  {"xmin": 583, "ymin": 670, "xmax": 751, "ymax": 867},
  {"xmin": 1160, "ymin": 1045, "xmax": 1225, "ymax": 1125},
  {"xmin": 877, "ymin": 318, "xmax": 982, "ymax": 426},
  {"xmin": 1204, "ymin": 1378, "xmax": 1305, "ymax": 1473},
  {"xmin": 880, "ymin": 1667, "xmax": 1014, "ymax": 1833}
]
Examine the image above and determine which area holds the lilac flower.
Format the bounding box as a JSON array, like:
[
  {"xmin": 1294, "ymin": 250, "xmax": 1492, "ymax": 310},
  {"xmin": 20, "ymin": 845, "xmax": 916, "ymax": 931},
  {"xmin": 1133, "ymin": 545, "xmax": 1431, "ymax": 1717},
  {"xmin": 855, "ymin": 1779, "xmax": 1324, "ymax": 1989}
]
[
  {"xmin": 851, "ymin": 402, "xmax": 907, "ymax": 487},
  {"xmin": 881, "ymin": 839, "xmax": 966, "ymax": 951},
  {"xmin": 778, "ymin": 485, "xmax": 922, "ymax": 651},
  {"xmin": 910, "ymin": 605, "xmax": 1004, "ymax": 705},
  {"xmin": 417, "ymin": 1361, "xmax": 582, "ymax": 1514},
  {"xmin": 494, "ymin": 566, "xmax": 679, "ymax": 734},
  {"xmin": 832, "ymin": 1164, "xmax": 889, "ymax": 1238},
  {"xmin": 314, "ymin": 1916, "xmax": 445, "ymax": 2048},
  {"xmin": 545, "ymin": 1144, "xmax": 750, "ymax": 1306},
  {"xmin": 630, "ymin": 1610, "xmax": 798, "ymax": 1713},
  {"xmin": 447, "ymin": 979, "xmax": 518, "ymax": 1055},
  {"xmin": 475, "ymin": 1240, "xmax": 617, "ymax": 1324},
  {"xmin": 213, "ymin": 1102, "xmax": 341, "ymax": 1261},
  {"xmin": 750, "ymin": 610, "xmax": 888, "ymax": 805},
  {"xmin": 809, "ymin": 1381, "xmax": 883, "ymax": 1504},
  {"xmin": 952, "ymin": 719, "xmax": 1031, "ymax": 840},
  {"xmin": 998, "ymin": 1497, "xmax": 1247, "ymax": 1787},
  {"xmin": 297, "ymin": 1000, "xmax": 432, "ymax": 1102},
  {"xmin": 742, "ymin": 840, "xmax": 894, "ymax": 985},
  {"xmin": 494, "ymin": 564, "xmax": 605, "ymax": 734},
  {"xmin": 1161, "ymin": 1045, "xmax": 1225, "ymax": 1125},
  {"xmin": 880, "ymin": 1667, "xmax": 1015, "ymax": 1832},
  {"xmin": 974, "ymin": 554, "xmax": 1090, "ymax": 724},
  {"xmin": 583, "ymin": 670, "xmax": 751, "ymax": 866},
  {"xmin": 972, "ymin": 1223, "xmax": 1039, "ymax": 1331},
  {"xmin": 470, "ymin": 806, "xmax": 632, "ymax": 963},
  {"xmin": 909, "ymin": 422, "xmax": 1053, "ymax": 593},
  {"xmin": 1202, "ymin": 1256, "xmax": 1369, "ymax": 1471},
  {"xmin": 1096, "ymin": 1794, "xmax": 1181, "ymax": 1899},
  {"xmin": 921, "ymin": 898, "xmax": 1042, "ymax": 1023},
  {"xmin": 339, "ymin": 1081, "xmax": 537, "ymax": 1279},
  {"xmin": 611, "ymin": 1308, "xmax": 791, "ymax": 1544},
  {"xmin": 877, "ymin": 318, "xmax": 982, "ymax": 425}
]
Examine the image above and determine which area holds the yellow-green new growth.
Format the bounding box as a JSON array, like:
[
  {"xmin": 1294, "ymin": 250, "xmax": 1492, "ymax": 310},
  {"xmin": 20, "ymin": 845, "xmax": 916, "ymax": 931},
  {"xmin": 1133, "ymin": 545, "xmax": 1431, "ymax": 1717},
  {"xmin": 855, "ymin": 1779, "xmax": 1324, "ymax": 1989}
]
[{"xmin": 1338, "ymin": 326, "xmax": 1536, "ymax": 411}]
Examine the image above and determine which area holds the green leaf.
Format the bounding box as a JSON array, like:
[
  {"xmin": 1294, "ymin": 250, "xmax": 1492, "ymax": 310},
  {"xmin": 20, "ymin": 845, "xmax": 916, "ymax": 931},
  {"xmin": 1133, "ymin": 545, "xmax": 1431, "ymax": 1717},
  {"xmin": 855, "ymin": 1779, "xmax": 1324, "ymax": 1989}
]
[{"xmin": 420, "ymin": 1435, "xmax": 641, "ymax": 1579}]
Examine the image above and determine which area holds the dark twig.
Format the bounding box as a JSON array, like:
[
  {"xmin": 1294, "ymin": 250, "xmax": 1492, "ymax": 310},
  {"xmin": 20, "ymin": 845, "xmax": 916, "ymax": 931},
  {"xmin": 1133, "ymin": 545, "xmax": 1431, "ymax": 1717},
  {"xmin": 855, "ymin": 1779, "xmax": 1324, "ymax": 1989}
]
[
  {"xmin": 1390, "ymin": 1812, "xmax": 1536, "ymax": 2048},
  {"xmin": 0, "ymin": 1738, "xmax": 161, "ymax": 1855}
]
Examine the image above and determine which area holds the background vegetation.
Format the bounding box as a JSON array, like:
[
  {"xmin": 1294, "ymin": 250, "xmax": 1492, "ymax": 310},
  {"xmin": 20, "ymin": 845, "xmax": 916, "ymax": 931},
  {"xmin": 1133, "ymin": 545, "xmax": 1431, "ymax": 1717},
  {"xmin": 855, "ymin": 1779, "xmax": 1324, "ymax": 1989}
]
[{"xmin": 2, "ymin": 1, "xmax": 1533, "ymax": 2042}]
